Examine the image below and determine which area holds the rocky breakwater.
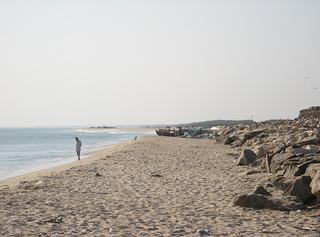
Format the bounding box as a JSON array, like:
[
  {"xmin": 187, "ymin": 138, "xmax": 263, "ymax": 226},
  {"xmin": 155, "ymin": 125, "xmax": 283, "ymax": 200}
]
[{"xmin": 214, "ymin": 106, "xmax": 320, "ymax": 211}]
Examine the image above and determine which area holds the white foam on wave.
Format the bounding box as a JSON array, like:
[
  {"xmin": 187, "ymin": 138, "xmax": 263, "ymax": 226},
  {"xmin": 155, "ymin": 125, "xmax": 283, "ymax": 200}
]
[
  {"xmin": 109, "ymin": 131, "xmax": 126, "ymax": 134},
  {"xmin": 76, "ymin": 129, "xmax": 119, "ymax": 133}
]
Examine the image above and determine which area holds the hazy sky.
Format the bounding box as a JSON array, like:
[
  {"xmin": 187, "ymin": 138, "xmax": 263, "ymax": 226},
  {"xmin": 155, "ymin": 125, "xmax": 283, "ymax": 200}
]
[{"xmin": 0, "ymin": 0, "xmax": 319, "ymax": 127}]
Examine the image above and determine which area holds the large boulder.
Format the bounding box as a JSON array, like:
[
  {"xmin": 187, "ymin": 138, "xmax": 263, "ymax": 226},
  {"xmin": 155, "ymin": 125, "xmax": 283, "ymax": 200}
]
[
  {"xmin": 283, "ymin": 176, "xmax": 314, "ymax": 203},
  {"xmin": 233, "ymin": 194, "xmax": 275, "ymax": 209},
  {"xmin": 233, "ymin": 193, "xmax": 305, "ymax": 211},
  {"xmin": 241, "ymin": 129, "xmax": 267, "ymax": 145},
  {"xmin": 283, "ymin": 162, "xmax": 312, "ymax": 178},
  {"xmin": 271, "ymin": 175, "xmax": 315, "ymax": 203},
  {"xmin": 297, "ymin": 131, "xmax": 313, "ymax": 142},
  {"xmin": 282, "ymin": 154, "xmax": 320, "ymax": 177},
  {"xmin": 269, "ymin": 153, "xmax": 297, "ymax": 173},
  {"xmin": 294, "ymin": 137, "xmax": 320, "ymax": 148},
  {"xmin": 269, "ymin": 153, "xmax": 320, "ymax": 176},
  {"xmin": 291, "ymin": 147, "xmax": 319, "ymax": 155},
  {"xmin": 237, "ymin": 149, "xmax": 257, "ymax": 165},
  {"xmin": 290, "ymin": 145, "xmax": 319, "ymax": 156},
  {"xmin": 310, "ymin": 170, "xmax": 320, "ymax": 202}
]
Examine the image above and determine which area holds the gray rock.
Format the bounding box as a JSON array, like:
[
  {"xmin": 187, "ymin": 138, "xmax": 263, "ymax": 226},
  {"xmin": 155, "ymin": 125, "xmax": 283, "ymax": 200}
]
[
  {"xmin": 271, "ymin": 175, "xmax": 294, "ymax": 191},
  {"xmin": 310, "ymin": 170, "xmax": 320, "ymax": 202},
  {"xmin": 265, "ymin": 182, "xmax": 274, "ymax": 188},
  {"xmin": 268, "ymin": 153, "xmax": 320, "ymax": 177},
  {"xmin": 299, "ymin": 106, "xmax": 320, "ymax": 119},
  {"xmin": 45, "ymin": 216, "xmax": 64, "ymax": 224},
  {"xmin": 237, "ymin": 149, "xmax": 257, "ymax": 166},
  {"xmin": 241, "ymin": 129, "xmax": 266, "ymax": 145},
  {"xmin": 253, "ymin": 186, "xmax": 271, "ymax": 196},
  {"xmin": 224, "ymin": 136, "xmax": 237, "ymax": 145},
  {"xmin": 291, "ymin": 148, "xmax": 309, "ymax": 155},
  {"xmin": 254, "ymin": 146, "xmax": 267, "ymax": 158},
  {"xmin": 271, "ymin": 174, "xmax": 316, "ymax": 203},
  {"xmin": 233, "ymin": 193, "xmax": 305, "ymax": 211},
  {"xmin": 291, "ymin": 147, "xmax": 319, "ymax": 155},
  {"xmin": 263, "ymin": 143, "xmax": 277, "ymax": 153},
  {"xmin": 283, "ymin": 162, "xmax": 312, "ymax": 178},
  {"xmin": 294, "ymin": 137, "xmax": 320, "ymax": 147},
  {"xmin": 196, "ymin": 229, "xmax": 210, "ymax": 236},
  {"xmin": 305, "ymin": 163, "xmax": 320, "ymax": 179},
  {"xmin": 306, "ymin": 145, "xmax": 320, "ymax": 153},
  {"xmin": 269, "ymin": 153, "xmax": 297, "ymax": 173},
  {"xmin": 282, "ymin": 154, "xmax": 320, "ymax": 177},
  {"xmin": 233, "ymin": 193, "xmax": 275, "ymax": 209},
  {"xmin": 283, "ymin": 176, "xmax": 314, "ymax": 203},
  {"xmin": 276, "ymin": 195, "xmax": 307, "ymax": 211}
]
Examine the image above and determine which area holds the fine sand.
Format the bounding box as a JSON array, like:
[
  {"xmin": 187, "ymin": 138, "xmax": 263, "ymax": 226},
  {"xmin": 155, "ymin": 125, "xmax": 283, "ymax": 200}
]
[{"xmin": 0, "ymin": 136, "xmax": 320, "ymax": 236}]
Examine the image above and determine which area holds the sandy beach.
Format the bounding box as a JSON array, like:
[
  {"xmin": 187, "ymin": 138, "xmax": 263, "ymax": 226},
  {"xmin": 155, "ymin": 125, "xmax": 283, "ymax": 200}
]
[{"xmin": 1, "ymin": 136, "xmax": 320, "ymax": 236}]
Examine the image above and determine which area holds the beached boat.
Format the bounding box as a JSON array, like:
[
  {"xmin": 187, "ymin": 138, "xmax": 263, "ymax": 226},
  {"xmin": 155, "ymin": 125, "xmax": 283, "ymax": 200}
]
[{"xmin": 155, "ymin": 128, "xmax": 178, "ymax": 137}]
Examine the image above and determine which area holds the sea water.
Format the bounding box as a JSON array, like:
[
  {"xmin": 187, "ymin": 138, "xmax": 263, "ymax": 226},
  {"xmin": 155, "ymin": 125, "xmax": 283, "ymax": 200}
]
[{"xmin": 0, "ymin": 127, "xmax": 154, "ymax": 181}]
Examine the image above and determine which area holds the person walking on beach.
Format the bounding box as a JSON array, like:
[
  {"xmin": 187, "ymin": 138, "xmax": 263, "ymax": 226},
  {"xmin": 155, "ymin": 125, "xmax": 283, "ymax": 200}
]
[{"xmin": 75, "ymin": 137, "xmax": 82, "ymax": 160}]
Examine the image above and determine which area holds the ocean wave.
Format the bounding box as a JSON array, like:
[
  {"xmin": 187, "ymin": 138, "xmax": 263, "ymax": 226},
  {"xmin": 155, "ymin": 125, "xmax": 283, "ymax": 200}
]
[
  {"xmin": 109, "ymin": 131, "xmax": 126, "ymax": 134},
  {"xmin": 76, "ymin": 129, "xmax": 119, "ymax": 133}
]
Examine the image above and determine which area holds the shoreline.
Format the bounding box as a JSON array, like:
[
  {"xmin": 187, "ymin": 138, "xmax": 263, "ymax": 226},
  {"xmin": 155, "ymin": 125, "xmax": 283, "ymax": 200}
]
[
  {"xmin": 0, "ymin": 127, "xmax": 155, "ymax": 188},
  {"xmin": 0, "ymin": 139, "xmax": 135, "ymax": 189}
]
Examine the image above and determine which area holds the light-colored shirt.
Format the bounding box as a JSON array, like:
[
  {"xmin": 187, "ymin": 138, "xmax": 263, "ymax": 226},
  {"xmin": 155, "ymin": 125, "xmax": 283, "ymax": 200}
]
[{"xmin": 76, "ymin": 140, "xmax": 82, "ymax": 151}]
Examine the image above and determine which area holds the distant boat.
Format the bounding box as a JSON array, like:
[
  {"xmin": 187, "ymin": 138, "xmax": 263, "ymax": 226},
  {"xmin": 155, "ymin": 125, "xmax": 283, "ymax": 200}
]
[{"xmin": 155, "ymin": 128, "xmax": 178, "ymax": 137}]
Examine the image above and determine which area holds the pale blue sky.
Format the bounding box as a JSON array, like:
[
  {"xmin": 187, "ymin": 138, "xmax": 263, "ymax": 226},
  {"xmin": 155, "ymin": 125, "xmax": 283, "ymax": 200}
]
[{"xmin": 0, "ymin": 0, "xmax": 319, "ymax": 126}]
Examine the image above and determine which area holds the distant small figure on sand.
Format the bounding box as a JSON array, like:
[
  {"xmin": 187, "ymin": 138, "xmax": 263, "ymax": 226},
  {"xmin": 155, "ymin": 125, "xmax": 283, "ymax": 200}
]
[
  {"xmin": 134, "ymin": 136, "xmax": 138, "ymax": 140},
  {"xmin": 75, "ymin": 137, "xmax": 82, "ymax": 160}
]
